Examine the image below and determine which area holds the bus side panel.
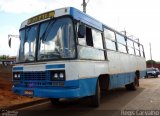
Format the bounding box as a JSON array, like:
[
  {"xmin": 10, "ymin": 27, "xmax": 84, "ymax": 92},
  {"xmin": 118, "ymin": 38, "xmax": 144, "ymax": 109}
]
[
  {"xmin": 136, "ymin": 57, "xmax": 147, "ymax": 77},
  {"xmin": 65, "ymin": 61, "xmax": 108, "ymax": 97},
  {"xmin": 109, "ymin": 72, "xmax": 135, "ymax": 89},
  {"xmin": 107, "ymin": 51, "xmax": 146, "ymax": 75},
  {"xmin": 78, "ymin": 77, "xmax": 98, "ymax": 97},
  {"xmin": 107, "ymin": 50, "xmax": 146, "ymax": 89}
]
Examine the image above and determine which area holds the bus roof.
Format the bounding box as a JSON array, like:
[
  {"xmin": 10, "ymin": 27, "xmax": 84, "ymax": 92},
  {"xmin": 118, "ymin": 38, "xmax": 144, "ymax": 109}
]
[
  {"xmin": 20, "ymin": 7, "xmax": 103, "ymax": 31},
  {"xmin": 20, "ymin": 7, "xmax": 142, "ymax": 46}
]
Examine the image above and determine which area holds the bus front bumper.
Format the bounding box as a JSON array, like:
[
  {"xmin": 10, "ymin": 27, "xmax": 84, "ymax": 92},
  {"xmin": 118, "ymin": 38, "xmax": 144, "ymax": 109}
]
[{"xmin": 12, "ymin": 86, "xmax": 81, "ymax": 98}]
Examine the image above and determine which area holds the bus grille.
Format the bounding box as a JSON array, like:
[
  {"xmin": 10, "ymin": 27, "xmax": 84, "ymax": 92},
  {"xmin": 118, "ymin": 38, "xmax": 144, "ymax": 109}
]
[
  {"xmin": 21, "ymin": 71, "xmax": 50, "ymax": 81},
  {"xmin": 24, "ymin": 82, "xmax": 52, "ymax": 87}
]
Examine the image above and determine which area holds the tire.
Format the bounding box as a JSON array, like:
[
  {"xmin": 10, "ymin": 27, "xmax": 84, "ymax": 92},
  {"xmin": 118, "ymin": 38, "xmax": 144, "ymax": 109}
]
[
  {"xmin": 91, "ymin": 79, "xmax": 100, "ymax": 107},
  {"xmin": 50, "ymin": 98, "xmax": 60, "ymax": 105},
  {"xmin": 125, "ymin": 77, "xmax": 139, "ymax": 91},
  {"xmin": 125, "ymin": 83, "xmax": 136, "ymax": 90},
  {"xmin": 155, "ymin": 74, "xmax": 158, "ymax": 78},
  {"xmin": 135, "ymin": 76, "xmax": 139, "ymax": 87}
]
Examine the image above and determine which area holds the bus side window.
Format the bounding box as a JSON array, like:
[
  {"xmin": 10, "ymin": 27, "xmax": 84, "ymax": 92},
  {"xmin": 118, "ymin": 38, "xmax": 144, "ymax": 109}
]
[
  {"xmin": 86, "ymin": 27, "xmax": 93, "ymax": 47},
  {"xmin": 134, "ymin": 42, "xmax": 140, "ymax": 56},
  {"xmin": 78, "ymin": 24, "xmax": 86, "ymax": 38},
  {"xmin": 116, "ymin": 34, "xmax": 127, "ymax": 53},
  {"xmin": 92, "ymin": 29, "xmax": 103, "ymax": 49},
  {"xmin": 140, "ymin": 45, "xmax": 145, "ymax": 57},
  {"xmin": 104, "ymin": 28, "xmax": 117, "ymax": 51},
  {"xmin": 78, "ymin": 24, "xmax": 93, "ymax": 47},
  {"xmin": 78, "ymin": 24, "xmax": 86, "ymax": 46},
  {"xmin": 127, "ymin": 39, "xmax": 135, "ymax": 55}
]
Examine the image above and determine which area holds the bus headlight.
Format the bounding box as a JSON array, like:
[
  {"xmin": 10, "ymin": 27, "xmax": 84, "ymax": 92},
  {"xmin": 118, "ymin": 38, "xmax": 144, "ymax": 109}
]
[
  {"xmin": 59, "ymin": 73, "xmax": 64, "ymax": 79},
  {"xmin": 13, "ymin": 72, "xmax": 21, "ymax": 80},
  {"xmin": 51, "ymin": 71, "xmax": 65, "ymax": 81},
  {"xmin": 53, "ymin": 73, "xmax": 58, "ymax": 79},
  {"xmin": 17, "ymin": 74, "xmax": 21, "ymax": 78},
  {"xmin": 14, "ymin": 74, "xmax": 17, "ymax": 78}
]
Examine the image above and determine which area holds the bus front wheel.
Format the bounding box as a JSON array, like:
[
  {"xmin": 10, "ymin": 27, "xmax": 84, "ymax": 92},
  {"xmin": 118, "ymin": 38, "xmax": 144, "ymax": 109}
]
[{"xmin": 91, "ymin": 79, "xmax": 100, "ymax": 107}]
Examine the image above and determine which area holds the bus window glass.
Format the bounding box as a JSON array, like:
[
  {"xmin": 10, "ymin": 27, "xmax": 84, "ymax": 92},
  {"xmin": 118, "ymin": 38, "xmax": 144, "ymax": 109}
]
[
  {"xmin": 86, "ymin": 27, "xmax": 93, "ymax": 47},
  {"xmin": 128, "ymin": 47, "xmax": 135, "ymax": 55},
  {"xmin": 140, "ymin": 45, "xmax": 144, "ymax": 57},
  {"xmin": 18, "ymin": 30, "xmax": 25, "ymax": 62},
  {"xmin": 78, "ymin": 24, "xmax": 86, "ymax": 38},
  {"xmin": 127, "ymin": 39, "xmax": 134, "ymax": 47},
  {"xmin": 134, "ymin": 43, "xmax": 139, "ymax": 50},
  {"xmin": 78, "ymin": 24, "xmax": 86, "ymax": 46},
  {"xmin": 116, "ymin": 34, "xmax": 126, "ymax": 45},
  {"xmin": 78, "ymin": 38, "xmax": 86, "ymax": 46},
  {"xmin": 92, "ymin": 29, "xmax": 103, "ymax": 49},
  {"xmin": 78, "ymin": 46, "xmax": 105, "ymax": 60},
  {"xmin": 18, "ymin": 25, "xmax": 37, "ymax": 62},
  {"xmin": 135, "ymin": 49, "xmax": 140, "ymax": 56},
  {"xmin": 78, "ymin": 27, "xmax": 105, "ymax": 60},
  {"xmin": 105, "ymin": 39, "xmax": 116, "ymax": 51},
  {"xmin": 38, "ymin": 17, "xmax": 75, "ymax": 60},
  {"xmin": 140, "ymin": 50, "xmax": 143, "ymax": 57},
  {"xmin": 67, "ymin": 23, "xmax": 76, "ymax": 58},
  {"xmin": 104, "ymin": 29, "xmax": 115, "ymax": 41},
  {"xmin": 118, "ymin": 43, "xmax": 127, "ymax": 53}
]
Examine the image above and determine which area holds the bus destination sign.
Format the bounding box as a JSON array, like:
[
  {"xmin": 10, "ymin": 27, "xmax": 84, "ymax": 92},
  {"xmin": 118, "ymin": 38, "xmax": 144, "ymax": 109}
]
[{"xmin": 28, "ymin": 11, "xmax": 55, "ymax": 24}]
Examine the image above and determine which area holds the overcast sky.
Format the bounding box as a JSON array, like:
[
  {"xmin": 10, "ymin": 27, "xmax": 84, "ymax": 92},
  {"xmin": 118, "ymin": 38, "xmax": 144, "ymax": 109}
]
[{"xmin": 0, "ymin": 0, "xmax": 160, "ymax": 61}]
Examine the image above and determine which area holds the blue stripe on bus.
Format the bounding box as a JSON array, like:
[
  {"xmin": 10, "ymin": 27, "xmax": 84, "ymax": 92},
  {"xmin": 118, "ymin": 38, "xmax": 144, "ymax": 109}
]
[
  {"xmin": 12, "ymin": 70, "xmax": 146, "ymax": 98},
  {"xmin": 13, "ymin": 67, "xmax": 23, "ymax": 71},
  {"xmin": 12, "ymin": 77, "xmax": 98, "ymax": 98},
  {"xmin": 109, "ymin": 70, "xmax": 146, "ymax": 89},
  {"xmin": 46, "ymin": 64, "xmax": 65, "ymax": 69}
]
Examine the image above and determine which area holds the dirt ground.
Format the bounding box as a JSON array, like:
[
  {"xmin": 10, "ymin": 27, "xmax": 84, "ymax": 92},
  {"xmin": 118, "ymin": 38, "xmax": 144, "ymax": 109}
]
[{"xmin": 0, "ymin": 65, "xmax": 40, "ymax": 108}]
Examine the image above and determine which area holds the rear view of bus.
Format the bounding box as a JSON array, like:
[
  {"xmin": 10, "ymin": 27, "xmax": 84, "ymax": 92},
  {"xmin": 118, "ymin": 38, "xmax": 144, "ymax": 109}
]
[{"xmin": 12, "ymin": 7, "xmax": 146, "ymax": 107}]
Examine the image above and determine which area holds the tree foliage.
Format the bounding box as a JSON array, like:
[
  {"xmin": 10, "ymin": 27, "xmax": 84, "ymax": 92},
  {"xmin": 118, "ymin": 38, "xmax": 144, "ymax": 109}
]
[
  {"xmin": 146, "ymin": 60, "xmax": 157, "ymax": 65},
  {"xmin": 0, "ymin": 55, "xmax": 9, "ymax": 60}
]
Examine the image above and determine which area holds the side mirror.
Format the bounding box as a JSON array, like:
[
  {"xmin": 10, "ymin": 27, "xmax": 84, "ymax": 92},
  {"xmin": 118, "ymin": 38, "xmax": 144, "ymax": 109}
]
[
  {"xmin": 8, "ymin": 34, "xmax": 19, "ymax": 48},
  {"xmin": 78, "ymin": 25, "xmax": 86, "ymax": 38},
  {"xmin": 8, "ymin": 37, "xmax": 12, "ymax": 48}
]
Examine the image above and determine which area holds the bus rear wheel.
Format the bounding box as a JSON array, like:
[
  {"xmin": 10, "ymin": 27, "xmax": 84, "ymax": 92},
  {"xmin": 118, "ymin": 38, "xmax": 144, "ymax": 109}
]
[
  {"xmin": 91, "ymin": 79, "xmax": 100, "ymax": 107},
  {"xmin": 50, "ymin": 98, "xmax": 60, "ymax": 105},
  {"xmin": 125, "ymin": 77, "xmax": 139, "ymax": 90}
]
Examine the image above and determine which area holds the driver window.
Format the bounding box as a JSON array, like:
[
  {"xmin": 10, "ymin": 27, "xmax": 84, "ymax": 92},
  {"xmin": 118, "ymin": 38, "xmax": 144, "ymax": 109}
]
[
  {"xmin": 78, "ymin": 24, "xmax": 86, "ymax": 46},
  {"xmin": 78, "ymin": 24, "xmax": 93, "ymax": 47}
]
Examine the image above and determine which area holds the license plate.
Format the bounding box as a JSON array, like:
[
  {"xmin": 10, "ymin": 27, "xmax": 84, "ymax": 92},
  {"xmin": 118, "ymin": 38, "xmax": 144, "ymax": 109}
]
[{"xmin": 24, "ymin": 90, "xmax": 33, "ymax": 96}]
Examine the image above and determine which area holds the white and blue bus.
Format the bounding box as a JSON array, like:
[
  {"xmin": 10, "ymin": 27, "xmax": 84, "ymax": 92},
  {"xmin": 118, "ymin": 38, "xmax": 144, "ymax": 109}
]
[{"xmin": 12, "ymin": 7, "xmax": 146, "ymax": 107}]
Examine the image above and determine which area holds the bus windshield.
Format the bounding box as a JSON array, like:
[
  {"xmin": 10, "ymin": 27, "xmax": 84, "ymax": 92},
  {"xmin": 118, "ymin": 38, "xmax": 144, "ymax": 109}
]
[
  {"xmin": 18, "ymin": 25, "xmax": 37, "ymax": 62},
  {"xmin": 17, "ymin": 17, "xmax": 75, "ymax": 63}
]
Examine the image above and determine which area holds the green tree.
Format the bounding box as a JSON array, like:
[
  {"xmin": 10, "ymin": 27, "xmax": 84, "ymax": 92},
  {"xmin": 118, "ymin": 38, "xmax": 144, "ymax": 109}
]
[
  {"xmin": 146, "ymin": 60, "xmax": 157, "ymax": 65},
  {"xmin": 0, "ymin": 55, "xmax": 9, "ymax": 60}
]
